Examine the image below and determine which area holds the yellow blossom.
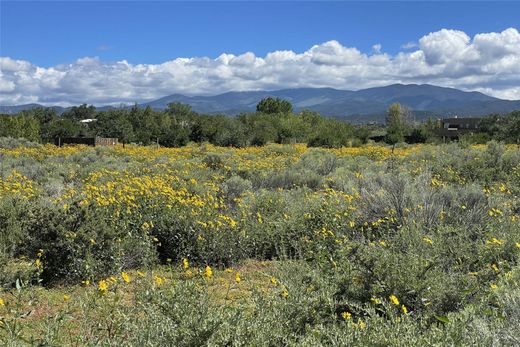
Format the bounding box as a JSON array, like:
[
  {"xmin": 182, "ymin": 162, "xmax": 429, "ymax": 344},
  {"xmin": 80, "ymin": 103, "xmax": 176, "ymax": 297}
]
[
  {"xmin": 98, "ymin": 280, "xmax": 108, "ymax": 293},
  {"xmin": 281, "ymin": 289, "xmax": 289, "ymax": 298},
  {"xmin": 204, "ymin": 265, "xmax": 213, "ymax": 279},
  {"xmin": 270, "ymin": 277, "xmax": 278, "ymax": 285},
  {"xmin": 154, "ymin": 276, "xmax": 165, "ymax": 286},
  {"xmin": 0, "ymin": 298, "xmax": 4, "ymax": 306},
  {"xmin": 63, "ymin": 295, "xmax": 71, "ymax": 302},
  {"xmin": 423, "ymin": 237, "xmax": 433, "ymax": 245},
  {"xmin": 341, "ymin": 311, "xmax": 352, "ymax": 320},
  {"xmin": 235, "ymin": 272, "xmax": 241, "ymax": 284},
  {"xmin": 182, "ymin": 258, "xmax": 189, "ymax": 270},
  {"xmin": 370, "ymin": 297, "xmax": 381, "ymax": 305},
  {"xmin": 389, "ymin": 294, "xmax": 400, "ymax": 305},
  {"xmin": 121, "ymin": 272, "xmax": 131, "ymax": 283},
  {"xmin": 486, "ymin": 237, "xmax": 503, "ymax": 246},
  {"xmin": 401, "ymin": 305, "xmax": 408, "ymax": 314}
]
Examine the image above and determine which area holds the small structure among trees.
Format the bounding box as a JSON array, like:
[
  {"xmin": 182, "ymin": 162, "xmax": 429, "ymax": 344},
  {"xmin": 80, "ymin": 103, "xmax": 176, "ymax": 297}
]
[
  {"xmin": 53, "ymin": 136, "xmax": 118, "ymax": 147},
  {"xmin": 436, "ymin": 117, "xmax": 481, "ymax": 139}
]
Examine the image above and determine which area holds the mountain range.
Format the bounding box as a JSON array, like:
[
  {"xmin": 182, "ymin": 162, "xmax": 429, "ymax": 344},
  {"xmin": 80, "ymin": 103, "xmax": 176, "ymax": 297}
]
[{"xmin": 2, "ymin": 84, "xmax": 520, "ymax": 122}]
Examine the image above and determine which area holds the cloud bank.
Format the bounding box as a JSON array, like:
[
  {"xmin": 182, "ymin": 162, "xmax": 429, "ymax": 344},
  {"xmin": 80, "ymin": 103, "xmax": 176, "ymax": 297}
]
[{"xmin": 1, "ymin": 28, "xmax": 519, "ymax": 106}]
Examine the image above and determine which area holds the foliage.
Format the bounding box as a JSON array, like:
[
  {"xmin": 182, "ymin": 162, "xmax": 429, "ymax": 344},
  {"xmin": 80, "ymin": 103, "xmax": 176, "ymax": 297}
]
[
  {"xmin": 385, "ymin": 103, "xmax": 412, "ymax": 145},
  {"xmin": 256, "ymin": 97, "xmax": 293, "ymax": 114},
  {"xmin": 1, "ymin": 141, "xmax": 520, "ymax": 345}
]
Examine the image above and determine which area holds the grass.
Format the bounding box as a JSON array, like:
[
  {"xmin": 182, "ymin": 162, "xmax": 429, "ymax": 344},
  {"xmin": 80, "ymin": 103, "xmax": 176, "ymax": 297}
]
[{"xmin": 1, "ymin": 141, "xmax": 520, "ymax": 345}]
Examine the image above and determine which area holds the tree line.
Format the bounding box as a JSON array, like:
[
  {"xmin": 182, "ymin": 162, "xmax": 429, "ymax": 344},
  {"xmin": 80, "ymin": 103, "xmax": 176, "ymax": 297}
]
[{"xmin": 0, "ymin": 97, "xmax": 519, "ymax": 147}]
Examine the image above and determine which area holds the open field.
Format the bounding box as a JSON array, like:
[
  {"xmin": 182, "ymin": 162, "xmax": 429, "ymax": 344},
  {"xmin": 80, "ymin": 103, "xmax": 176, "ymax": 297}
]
[{"xmin": 1, "ymin": 141, "xmax": 520, "ymax": 346}]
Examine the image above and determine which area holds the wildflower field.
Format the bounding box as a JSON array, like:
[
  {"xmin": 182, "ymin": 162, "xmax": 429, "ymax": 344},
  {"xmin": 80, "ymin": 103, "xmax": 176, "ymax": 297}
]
[{"xmin": 1, "ymin": 139, "xmax": 520, "ymax": 346}]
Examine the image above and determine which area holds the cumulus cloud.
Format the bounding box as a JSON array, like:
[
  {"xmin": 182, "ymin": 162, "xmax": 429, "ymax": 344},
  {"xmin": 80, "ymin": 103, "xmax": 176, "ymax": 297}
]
[{"xmin": 1, "ymin": 28, "xmax": 519, "ymax": 106}]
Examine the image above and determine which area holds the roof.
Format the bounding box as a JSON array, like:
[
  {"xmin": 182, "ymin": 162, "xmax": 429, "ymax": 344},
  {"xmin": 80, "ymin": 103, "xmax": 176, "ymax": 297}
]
[{"xmin": 441, "ymin": 117, "xmax": 481, "ymax": 125}]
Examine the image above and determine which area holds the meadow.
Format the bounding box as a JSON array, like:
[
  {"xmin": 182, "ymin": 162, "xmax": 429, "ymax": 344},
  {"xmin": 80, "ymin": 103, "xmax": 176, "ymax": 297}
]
[{"xmin": 1, "ymin": 139, "xmax": 520, "ymax": 346}]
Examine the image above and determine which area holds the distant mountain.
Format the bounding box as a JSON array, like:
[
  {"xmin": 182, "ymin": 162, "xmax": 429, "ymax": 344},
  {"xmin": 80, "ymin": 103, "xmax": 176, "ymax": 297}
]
[
  {"xmin": 2, "ymin": 84, "xmax": 520, "ymax": 122},
  {"xmin": 0, "ymin": 104, "xmax": 66, "ymax": 115},
  {"xmin": 141, "ymin": 84, "xmax": 520, "ymax": 121}
]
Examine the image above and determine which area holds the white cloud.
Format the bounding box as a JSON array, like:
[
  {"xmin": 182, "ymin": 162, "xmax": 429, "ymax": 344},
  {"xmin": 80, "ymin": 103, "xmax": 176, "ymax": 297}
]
[
  {"xmin": 401, "ymin": 42, "xmax": 418, "ymax": 49},
  {"xmin": 1, "ymin": 27, "xmax": 519, "ymax": 106}
]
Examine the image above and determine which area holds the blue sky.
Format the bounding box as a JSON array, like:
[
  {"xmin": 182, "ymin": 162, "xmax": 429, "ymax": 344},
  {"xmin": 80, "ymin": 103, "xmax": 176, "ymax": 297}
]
[
  {"xmin": 2, "ymin": 1, "xmax": 519, "ymax": 66},
  {"xmin": 1, "ymin": 1, "xmax": 519, "ymax": 105}
]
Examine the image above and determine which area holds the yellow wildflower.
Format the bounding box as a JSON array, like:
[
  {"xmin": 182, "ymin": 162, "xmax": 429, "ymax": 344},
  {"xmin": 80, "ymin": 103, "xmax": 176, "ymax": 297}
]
[
  {"xmin": 63, "ymin": 295, "xmax": 71, "ymax": 302},
  {"xmin": 235, "ymin": 272, "xmax": 241, "ymax": 284},
  {"xmin": 490, "ymin": 283, "xmax": 498, "ymax": 289},
  {"xmin": 98, "ymin": 280, "xmax": 108, "ymax": 293},
  {"xmin": 389, "ymin": 294, "xmax": 400, "ymax": 305},
  {"xmin": 370, "ymin": 297, "xmax": 381, "ymax": 305},
  {"xmin": 0, "ymin": 298, "xmax": 4, "ymax": 306},
  {"xmin": 423, "ymin": 237, "xmax": 433, "ymax": 245},
  {"xmin": 121, "ymin": 272, "xmax": 131, "ymax": 283},
  {"xmin": 281, "ymin": 289, "xmax": 289, "ymax": 298},
  {"xmin": 204, "ymin": 265, "xmax": 213, "ymax": 279},
  {"xmin": 341, "ymin": 311, "xmax": 352, "ymax": 320},
  {"xmin": 401, "ymin": 305, "xmax": 408, "ymax": 314},
  {"xmin": 270, "ymin": 277, "xmax": 278, "ymax": 285},
  {"xmin": 154, "ymin": 275, "xmax": 165, "ymax": 286},
  {"xmin": 486, "ymin": 237, "xmax": 503, "ymax": 246},
  {"xmin": 357, "ymin": 320, "xmax": 366, "ymax": 329},
  {"xmin": 183, "ymin": 258, "xmax": 189, "ymax": 270}
]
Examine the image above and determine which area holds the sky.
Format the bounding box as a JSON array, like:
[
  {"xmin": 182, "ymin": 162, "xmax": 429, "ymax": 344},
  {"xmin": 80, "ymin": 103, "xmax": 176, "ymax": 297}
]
[{"xmin": 1, "ymin": 1, "xmax": 520, "ymax": 106}]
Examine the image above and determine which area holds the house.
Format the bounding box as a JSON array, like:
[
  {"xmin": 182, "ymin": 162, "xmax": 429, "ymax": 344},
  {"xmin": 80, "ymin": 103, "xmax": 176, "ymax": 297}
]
[{"xmin": 436, "ymin": 117, "xmax": 481, "ymax": 139}]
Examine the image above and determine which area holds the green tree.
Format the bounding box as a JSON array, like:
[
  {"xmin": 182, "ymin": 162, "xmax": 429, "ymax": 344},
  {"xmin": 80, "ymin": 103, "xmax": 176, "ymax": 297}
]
[
  {"xmin": 256, "ymin": 97, "xmax": 293, "ymax": 114},
  {"xmin": 62, "ymin": 104, "xmax": 97, "ymax": 121},
  {"xmin": 167, "ymin": 103, "xmax": 194, "ymax": 124},
  {"xmin": 385, "ymin": 103, "xmax": 410, "ymax": 147}
]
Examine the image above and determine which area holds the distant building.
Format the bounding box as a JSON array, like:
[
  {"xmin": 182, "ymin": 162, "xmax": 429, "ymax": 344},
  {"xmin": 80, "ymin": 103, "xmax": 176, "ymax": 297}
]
[
  {"xmin": 53, "ymin": 136, "xmax": 118, "ymax": 147},
  {"xmin": 436, "ymin": 117, "xmax": 481, "ymax": 139},
  {"xmin": 79, "ymin": 118, "xmax": 97, "ymax": 123}
]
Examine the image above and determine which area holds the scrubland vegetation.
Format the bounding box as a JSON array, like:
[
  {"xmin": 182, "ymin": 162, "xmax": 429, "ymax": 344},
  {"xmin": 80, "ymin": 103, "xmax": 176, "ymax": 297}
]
[
  {"xmin": 1, "ymin": 139, "xmax": 520, "ymax": 346},
  {"xmin": 1, "ymin": 98, "xmax": 519, "ymax": 148}
]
